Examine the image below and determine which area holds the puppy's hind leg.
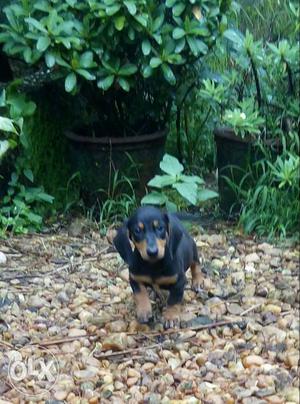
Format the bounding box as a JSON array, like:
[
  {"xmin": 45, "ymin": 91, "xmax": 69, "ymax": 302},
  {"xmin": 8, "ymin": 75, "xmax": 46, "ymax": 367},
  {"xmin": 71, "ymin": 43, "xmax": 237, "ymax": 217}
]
[
  {"xmin": 190, "ymin": 241, "xmax": 204, "ymax": 293},
  {"xmin": 191, "ymin": 262, "xmax": 204, "ymax": 293}
]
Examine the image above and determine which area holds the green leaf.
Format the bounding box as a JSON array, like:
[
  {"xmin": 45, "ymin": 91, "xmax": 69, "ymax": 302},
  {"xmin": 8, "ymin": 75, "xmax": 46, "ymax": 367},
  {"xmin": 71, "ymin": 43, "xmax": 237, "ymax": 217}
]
[
  {"xmin": 37, "ymin": 192, "xmax": 54, "ymax": 203},
  {"xmin": 142, "ymin": 39, "xmax": 151, "ymax": 56},
  {"xmin": 65, "ymin": 72, "xmax": 77, "ymax": 92},
  {"xmin": 23, "ymin": 169, "xmax": 34, "ymax": 183},
  {"xmin": 0, "ymin": 117, "xmax": 17, "ymax": 133},
  {"xmin": 180, "ymin": 175, "xmax": 205, "ymax": 184},
  {"xmin": 198, "ymin": 189, "xmax": 219, "ymax": 202},
  {"xmin": 124, "ymin": 1, "xmax": 137, "ymax": 15},
  {"xmin": 76, "ymin": 69, "xmax": 96, "ymax": 80},
  {"xmin": 173, "ymin": 3, "xmax": 185, "ymax": 16},
  {"xmin": 118, "ymin": 77, "xmax": 130, "ymax": 91},
  {"xmin": 97, "ymin": 75, "xmax": 115, "ymax": 90},
  {"xmin": 165, "ymin": 200, "xmax": 178, "ymax": 212},
  {"xmin": 142, "ymin": 65, "xmax": 153, "ymax": 78},
  {"xmin": 141, "ymin": 191, "xmax": 168, "ymax": 206},
  {"xmin": 45, "ymin": 52, "xmax": 55, "ymax": 68},
  {"xmin": 118, "ymin": 63, "xmax": 137, "ymax": 76},
  {"xmin": 173, "ymin": 27, "xmax": 186, "ymax": 39},
  {"xmin": 162, "ymin": 64, "xmax": 176, "ymax": 85},
  {"xmin": 25, "ymin": 17, "xmax": 48, "ymax": 34},
  {"xmin": 223, "ymin": 29, "xmax": 244, "ymax": 47},
  {"xmin": 166, "ymin": 0, "xmax": 177, "ymax": 7},
  {"xmin": 37, "ymin": 36, "xmax": 51, "ymax": 52},
  {"xmin": 147, "ymin": 175, "xmax": 176, "ymax": 188},
  {"xmin": 160, "ymin": 154, "xmax": 184, "ymax": 175},
  {"xmin": 106, "ymin": 4, "xmax": 121, "ymax": 16},
  {"xmin": 0, "ymin": 140, "xmax": 10, "ymax": 159},
  {"xmin": 114, "ymin": 15, "xmax": 126, "ymax": 31},
  {"xmin": 27, "ymin": 212, "xmax": 43, "ymax": 224},
  {"xmin": 153, "ymin": 14, "xmax": 164, "ymax": 32},
  {"xmin": 150, "ymin": 57, "xmax": 162, "ymax": 68},
  {"xmin": 173, "ymin": 182, "xmax": 198, "ymax": 205},
  {"xmin": 79, "ymin": 51, "xmax": 94, "ymax": 68}
]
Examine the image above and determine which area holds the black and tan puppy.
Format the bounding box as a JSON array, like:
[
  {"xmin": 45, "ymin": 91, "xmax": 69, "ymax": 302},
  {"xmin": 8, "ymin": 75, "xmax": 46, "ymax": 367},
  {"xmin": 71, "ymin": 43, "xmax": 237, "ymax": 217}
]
[{"xmin": 113, "ymin": 206, "xmax": 204, "ymax": 328}]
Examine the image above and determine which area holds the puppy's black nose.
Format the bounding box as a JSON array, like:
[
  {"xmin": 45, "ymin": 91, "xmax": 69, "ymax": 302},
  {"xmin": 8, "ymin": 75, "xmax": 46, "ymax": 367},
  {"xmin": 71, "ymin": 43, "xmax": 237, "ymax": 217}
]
[{"xmin": 146, "ymin": 246, "xmax": 158, "ymax": 257}]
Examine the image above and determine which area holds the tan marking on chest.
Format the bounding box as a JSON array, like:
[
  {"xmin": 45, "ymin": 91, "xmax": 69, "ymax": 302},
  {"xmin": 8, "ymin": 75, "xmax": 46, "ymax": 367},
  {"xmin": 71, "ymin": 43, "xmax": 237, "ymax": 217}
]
[
  {"xmin": 155, "ymin": 274, "xmax": 178, "ymax": 286},
  {"xmin": 130, "ymin": 274, "xmax": 153, "ymax": 284}
]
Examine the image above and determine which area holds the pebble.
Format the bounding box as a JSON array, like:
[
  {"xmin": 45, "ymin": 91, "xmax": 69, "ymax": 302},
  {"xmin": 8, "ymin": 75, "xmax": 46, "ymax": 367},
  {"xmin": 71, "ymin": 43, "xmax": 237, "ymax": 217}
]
[
  {"xmin": 126, "ymin": 377, "xmax": 138, "ymax": 387},
  {"xmin": 0, "ymin": 252, "xmax": 7, "ymax": 266},
  {"xmin": 245, "ymin": 253, "xmax": 260, "ymax": 263},
  {"xmin": 206, "ymin": 297, "xmax": 227, "ymax": 316},
  {"xmin": 243, "ymin": 355, "xmax": 265, "ymax": 368},
  {"xmin": 68, "ymin": 328, "xmax": 87, "ymax": 337}
]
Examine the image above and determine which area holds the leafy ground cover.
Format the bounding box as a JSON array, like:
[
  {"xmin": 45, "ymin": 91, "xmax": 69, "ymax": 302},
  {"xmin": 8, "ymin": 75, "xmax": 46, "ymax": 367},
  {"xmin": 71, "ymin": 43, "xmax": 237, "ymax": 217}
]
[{"xmin": 0, "ymin": 221, "xmax": 299, "ymax": 403}]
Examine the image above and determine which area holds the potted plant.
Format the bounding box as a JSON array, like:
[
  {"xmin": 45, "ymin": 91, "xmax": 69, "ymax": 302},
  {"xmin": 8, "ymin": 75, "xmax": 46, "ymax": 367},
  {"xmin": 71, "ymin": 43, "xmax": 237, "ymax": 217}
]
[
  {"xmin": 0, "ymin": 0, "xmax": 231, "ymax": 201},
  {"xmin": 199, "ymin": 28, "xmax": 299, "ymax": 214}
]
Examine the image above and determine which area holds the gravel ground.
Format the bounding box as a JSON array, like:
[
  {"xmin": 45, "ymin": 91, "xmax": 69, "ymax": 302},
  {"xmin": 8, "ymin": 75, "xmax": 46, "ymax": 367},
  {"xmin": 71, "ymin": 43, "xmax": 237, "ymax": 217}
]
[{"xmin": 0, "ymin": 222, "xmax": 299, "ymax": 403}]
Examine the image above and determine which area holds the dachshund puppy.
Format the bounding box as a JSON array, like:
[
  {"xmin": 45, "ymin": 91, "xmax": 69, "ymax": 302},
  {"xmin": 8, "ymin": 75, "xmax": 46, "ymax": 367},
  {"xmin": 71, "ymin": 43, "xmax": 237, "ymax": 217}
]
[{"xmin": 113, "ymin": 206, "xmax": 204, "ymax": 328}]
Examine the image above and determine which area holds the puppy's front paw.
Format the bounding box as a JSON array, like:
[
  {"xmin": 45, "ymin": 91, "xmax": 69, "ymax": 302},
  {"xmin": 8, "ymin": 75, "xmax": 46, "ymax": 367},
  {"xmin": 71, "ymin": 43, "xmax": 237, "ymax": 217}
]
[
  {"xmin": 137, "ymin": 308, "xmax": 152, "ymax": 324},
  {"xmin": 163, "ymin": 305, "xmax": 181, "ymax": 329}
]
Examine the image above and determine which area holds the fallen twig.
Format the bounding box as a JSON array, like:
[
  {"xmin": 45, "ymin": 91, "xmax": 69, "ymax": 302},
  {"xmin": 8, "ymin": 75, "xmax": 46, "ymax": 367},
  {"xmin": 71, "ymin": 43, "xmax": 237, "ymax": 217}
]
[
  {"xmin": 240, "ymin": 303, "xmax": 262, "ymax": 316},
  {"xmin": 94, "ymin": 343, "xmax": 161, "ymax": 359}
]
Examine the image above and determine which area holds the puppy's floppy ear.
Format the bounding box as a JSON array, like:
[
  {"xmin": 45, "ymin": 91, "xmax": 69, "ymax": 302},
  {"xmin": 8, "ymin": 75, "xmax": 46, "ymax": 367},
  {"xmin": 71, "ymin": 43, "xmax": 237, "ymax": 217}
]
[
  {"xmin": 113, "ymin": 220, "xmax": 134, "ymax": 266},
  {"xmin": 164, "ymin": 213, "xmax": 183, "ymax": 260}
]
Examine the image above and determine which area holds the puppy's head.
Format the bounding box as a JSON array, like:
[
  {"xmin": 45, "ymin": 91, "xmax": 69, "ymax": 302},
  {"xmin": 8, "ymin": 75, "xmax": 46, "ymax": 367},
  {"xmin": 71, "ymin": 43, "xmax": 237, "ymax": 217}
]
[{"xmin": 127, "ymin": 206, "xmax": 169, "ymax": 262}]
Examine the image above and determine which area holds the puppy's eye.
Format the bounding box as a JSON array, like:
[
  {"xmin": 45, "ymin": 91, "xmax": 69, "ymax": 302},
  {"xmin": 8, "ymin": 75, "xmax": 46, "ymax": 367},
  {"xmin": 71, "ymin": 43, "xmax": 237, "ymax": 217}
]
[
  {"xmin": 156, "ymin": 225, "xmax": 164, "ymax": 232},
  {"xmin": 134, "ymin": 227, "xmax": 143, "ymax": 236}
]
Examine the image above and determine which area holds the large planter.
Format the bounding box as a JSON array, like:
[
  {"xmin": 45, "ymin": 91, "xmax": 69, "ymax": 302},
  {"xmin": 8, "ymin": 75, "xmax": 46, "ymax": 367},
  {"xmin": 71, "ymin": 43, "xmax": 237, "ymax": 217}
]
[
  {"xmin": 65, "ymin": 129, "xmax": 167, "ymax": 205},
  {"xmin": 214, "ymin": 127, "xmax": 256, "ymax": 216},
  {"xmin": 214, "ymin": 127, "xmax": 281, "ymax": 216}
]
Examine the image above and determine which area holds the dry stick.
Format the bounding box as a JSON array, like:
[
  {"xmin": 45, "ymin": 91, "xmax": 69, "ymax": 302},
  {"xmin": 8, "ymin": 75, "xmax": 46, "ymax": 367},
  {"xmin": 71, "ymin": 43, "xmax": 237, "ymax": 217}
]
[
  {"xmin": 0, "ymin": 340, "xmax": 14, "ymax": 349},
  {"xmin": 94, "ymin": 343, "xmax": 161, "ymax": 360},
  {"xmin": 30, "ymin": 334, "xmax": 98, "ymax": 347},
  {"xmin": 240, "ymin": 303, "xmax": 263, "ymax": 316}
]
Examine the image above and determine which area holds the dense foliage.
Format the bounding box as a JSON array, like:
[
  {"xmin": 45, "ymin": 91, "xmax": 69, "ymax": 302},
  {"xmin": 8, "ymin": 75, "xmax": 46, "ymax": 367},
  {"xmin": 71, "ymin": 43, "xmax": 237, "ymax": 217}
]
[{"xmin": 0, "ymin": 0, "xmax": 230, "ymax": 136}]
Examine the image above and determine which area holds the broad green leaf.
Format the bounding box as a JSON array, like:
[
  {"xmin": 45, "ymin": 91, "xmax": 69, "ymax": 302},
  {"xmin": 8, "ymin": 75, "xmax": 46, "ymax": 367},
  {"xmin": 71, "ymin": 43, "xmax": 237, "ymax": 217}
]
[
  {"xmin": 141, "ymin": 191, "xmax": 168, "ymax": 205},
  {"xmin": 124, "ymin": 1, "xmax": 137, "ymax": 15},
  {"xmin": 173, "ymin": 3, "xmax": 185, "ymax": 16},
  {"xmin": 153, "ymin": 14, "xmax": 164, "ymax": 32},
  {"xmin": 166, "ymin": 200, "xmax": 178, "ymax": 212},
  {"xmin": 27, "ymin": 212, "xmax": 43, "ymax": 224},
  {"xmin": 97, "ymin": 75, "xmax": 114, "ymax": 90},
  {"xmin": 160, "ymin": 154, "xmax": 184, "ymax": 175},
  {"xmin": 114, "ymin": 15, "xmax": 125, "ymax": 31},
  {"xmin": 173, "ymin": 27, "xmax": 186, "ymax": 39},
  {"xmin": 76, "ymin": 69, "xmax": 96, "ymax": 80},
  {"xmin": 180, "ymin": 175, "xmax": 205, "ymax": 184},
  {"xmin": 0, "ymin": 140, "xmax": 10, "ymax": 159},
  {"xmin": 0, "ymin": 117, "xmax": 17, "ymax": 133},
  {"xmin": 37, "ymin": 36, "xmax": 51, "ymax": 52},
  {"xmin": 150, "ymin": 57, "xmax": 162, "ymax": 68},
  {"xmin": 79, "ymin": 51, "xmax": 94, "ymax": 68},
  {"xmin": 25, "ymin": 17, "xmax": 48, "ymax": 34},
  {"xmin": 106, "ymin": 4, "xmax": 121, "ymax": 16},
  {"xmin": 45, "ymin": 52, "xmax": 55, "ymax": 67},
  {"xmin": 162, "ymin": 64, "xmax": 176, "ymax": 85},
  {"xmin": 173, "ymin": 182, "xmax": 198, "ymax": 205},
  {"xmin": 37, "ymin": 192, "xmax": 54, "ymax": 203},
  {"xmin": 23, "ymin": 169, "xmax": 34, "ymax": 182},
  {"xmin": 142, "ymin": 39, "xmax": 151, "ymax": 56},
  {"xmin": 223, "ymin": 29, "xmax": 244, "ymax": 47},
  {"xmin": 147, "ymin": 174, "xmax": 176, "ymax": 188},
  {"xmin": 65, "ymin": 72, "xmax": 77, "ymax": 92},
  {"xmin": 142, "ymin": 65, "xmax": 153, "ymax": 78},
  {"xmin": 134, "ymin": 14, "xmax": 148, "ymax": 28},
  {"xmin": 198, "ymin": 189, "xmax": 219, "ymax": 202},
  {"xmin": 118, "ymin": 77, "xmax": 130, "ymax": 91},
  {"xmin": 166, "ymin": 0, "xmax": 177, "ymax": 7},
  {"xmin": 118, "ymin": 63, "xmax": 137, "ymax": 76}
]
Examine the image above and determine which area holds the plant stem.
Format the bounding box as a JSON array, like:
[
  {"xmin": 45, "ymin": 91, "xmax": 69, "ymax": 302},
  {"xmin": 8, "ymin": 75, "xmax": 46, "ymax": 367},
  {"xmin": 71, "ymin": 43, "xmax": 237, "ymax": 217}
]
[
  {"xmin": 247, "ymin": 50, "xmax": 262, "ymax": 110},
  {"xmin": 176, "ymin": 107, "xmax": 183, "ymax": 163},
  {"xmin": 285, "ymin": 60, "xmax": 294, "ymax": 95}
]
